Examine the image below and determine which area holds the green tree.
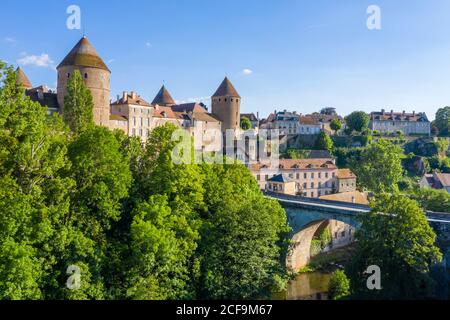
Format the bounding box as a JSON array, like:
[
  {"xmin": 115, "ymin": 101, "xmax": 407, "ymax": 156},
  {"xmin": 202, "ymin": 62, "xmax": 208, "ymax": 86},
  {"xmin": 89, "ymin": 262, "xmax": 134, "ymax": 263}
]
[
  {"xmin": 347, "ymin": 193, "xmax": 442, "ymax": 299},
  {"xmin": 240, "ymin": 116, "xmax": 252, "ymax": 131},
  {"xmin": 328, "ymin": 270, "xmax": 350, "ymax": 300},
  {"xmin": 314, "ymin": 131, "xmax": 333, "ymax": 152},
  {"xmin": 410, "ymin": 188, "xmax": 450, "ymax": 213},
  {"xmin": 0, "ymin": 63, "xmax": 75, "ymax": 299},
  {"xmin": 126, "ymin": 195, "xmax": 199, "ymax": 300},
  {"xmin": 63, "ymin": 70, "xmax": 94, "ymax": 134},
  {"xmin": 330, "ymin": 118, "xmax": 342, "ymax": 135},
  {"xmin": 345, "ymin": 111, "xmax": 370, "ymax": 133},
  {"xmin": 198, "ymin": 163, "xmax": 290, "ymax": 299},
  {"xmin": 350, "ymin": 139, "xmax": 403, "ymax": 193},
  {"xmin": 435, "ymin": 107, "xmax": 450, "ymax": 136}
]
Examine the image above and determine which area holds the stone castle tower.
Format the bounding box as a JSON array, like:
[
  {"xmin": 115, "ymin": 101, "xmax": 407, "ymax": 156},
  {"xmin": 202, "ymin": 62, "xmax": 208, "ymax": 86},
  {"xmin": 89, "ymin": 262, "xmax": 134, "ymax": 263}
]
[
  {"xmin": 211, "ymin": 77, "xmax": 241, "ymax": 133},
  {"xmin": 57, "ymin": 36, "xmax": 111, "ymax": 126}
]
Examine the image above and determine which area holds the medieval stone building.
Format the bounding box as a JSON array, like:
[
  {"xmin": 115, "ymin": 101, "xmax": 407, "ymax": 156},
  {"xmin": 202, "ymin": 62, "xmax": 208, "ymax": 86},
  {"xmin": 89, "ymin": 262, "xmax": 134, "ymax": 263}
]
[{"xmin": 17, "ymin": 36, "xmax": 243, "ymax": 151}]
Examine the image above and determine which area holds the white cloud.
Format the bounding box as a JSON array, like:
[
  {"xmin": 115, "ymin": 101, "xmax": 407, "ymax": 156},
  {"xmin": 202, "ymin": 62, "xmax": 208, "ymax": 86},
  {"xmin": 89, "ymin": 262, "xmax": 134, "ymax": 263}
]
[
  {"xmin": 107, "ymin": 59, "xmax": 116, "ymax": 64},
  {"xmin": 4, "ymin": 37, "xmax": 17, "ymax": 44},
  {"xmin": 17, "ymin": 53, "xmax": 54, "ymax": 68},
  {"xmin": 145, "ymin": 42, "xmax": 152, "ymax": 48},
  {"xmin": 242, "ymin": 68, "xmax": 253, "ymax": 76}
]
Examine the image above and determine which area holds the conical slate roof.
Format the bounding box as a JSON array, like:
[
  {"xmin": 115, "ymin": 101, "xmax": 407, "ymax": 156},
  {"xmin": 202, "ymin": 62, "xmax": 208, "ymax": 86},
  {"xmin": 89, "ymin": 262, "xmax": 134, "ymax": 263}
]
[
  {"xmin": 212, "ymin": 77, "xmax": 240, "ymax": 98},
  {"xmin": 57, "ymin": 36, "xmax": 110, "ymax": 72},
  {"xmin": 152, "ymin": 85, "xmax": 176, "ymax": 106},
  {"xmin": 16, "ymin": 67, "xmax": 32, "ymax": 89}
]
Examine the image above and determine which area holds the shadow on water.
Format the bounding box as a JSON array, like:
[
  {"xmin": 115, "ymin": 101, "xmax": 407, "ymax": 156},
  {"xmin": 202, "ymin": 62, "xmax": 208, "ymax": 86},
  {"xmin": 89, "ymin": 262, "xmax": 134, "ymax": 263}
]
[{"xmin": 273, "ymin": 272, "xmax": 332, "ymax": 300}]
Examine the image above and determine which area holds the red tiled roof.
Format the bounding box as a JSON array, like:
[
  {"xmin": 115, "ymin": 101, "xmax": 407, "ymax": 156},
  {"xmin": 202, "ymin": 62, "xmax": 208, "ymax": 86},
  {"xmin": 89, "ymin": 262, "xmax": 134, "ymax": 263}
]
[
  {"xmin": 336, "ymin": 169, "xmax": 357, "ymax": 179},
  {"xmin": 251, "ymin": 159, "xmax": 336, "ymax": 171}
]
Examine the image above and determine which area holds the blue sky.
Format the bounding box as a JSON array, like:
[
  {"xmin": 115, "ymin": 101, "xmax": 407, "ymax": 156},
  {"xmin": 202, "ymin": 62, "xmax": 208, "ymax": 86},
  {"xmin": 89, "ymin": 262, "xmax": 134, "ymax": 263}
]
[{"xmin": 2, "ymin": 0, "xmax": 450, "ymax": 120}]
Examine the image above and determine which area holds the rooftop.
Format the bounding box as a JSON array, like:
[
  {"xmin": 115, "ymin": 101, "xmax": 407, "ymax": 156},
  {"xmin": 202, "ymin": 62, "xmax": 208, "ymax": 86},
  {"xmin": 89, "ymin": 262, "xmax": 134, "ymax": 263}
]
[
  {"xmin": 268, "ymin": 174, "xmax": 294, "ymax": 183},
  {"xmin": 371, "ymin": 110, "xmax": 429, "ymax": 122},
  {"xmin": 251, "ymin": 158, "xmax": 337, "ymax": 171},
  {"xmin": 152, "ymin": 85, "xmax": 176, "ymax": 106},
  {"xmin": 57, "ymin": 36, "xmax": 110, "ymax": 72},
  {"xmin": 212, "ymin": 77, "xmax": 241, "ymax": 98}
]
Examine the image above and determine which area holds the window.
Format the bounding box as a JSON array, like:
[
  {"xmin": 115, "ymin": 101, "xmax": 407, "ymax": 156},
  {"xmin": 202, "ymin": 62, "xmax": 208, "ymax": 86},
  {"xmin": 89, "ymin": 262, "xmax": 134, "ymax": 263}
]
[
  {"xmin": 341, "ymin": 231, "xmax": 346, "ymax": 237},
  {"xmin": 325, "ymin": 172, "xmax": 329, "ymax": 178},
  {"xmin": 311, "ymin": 192, "xmax": 314, "ymax": 197},
  {"xmin": 265, "ymin": 175, "xmax": 269, "ymax": 181},
  {"xmin": 318, "ymin": 173, "xmax": 321, "ymax": 179},
  {"xmin": 296, "ymin": 173, "xmax": 300, "ymax": 179},
  {"xmin": 311, "ymin": 173, "xmax": 314, "ymax": 179},
  {"xmin": 132, "ymin": 128, "xmax": 136, "ymax": 136},
  {"xmin": 304, "ymin": 173, "xmax": 307, "ymax": 179},
  {"xmin": 84, "ymin": 73, "xmax": 88, "ymax": 79},
  {"xmin": 311, "ymin": 182, "xmax": 314, "ymax": 188},
  {"xmin": 133, "ymin": 117, "xmax": 136, "ymax": 126},
  {"xmin": 67, "ymin": 73, "xmax": 70, "ymax": 78},
  {"xmin": 139, "ymin": 129, "xmax": 143, "ymax": 137},
  {"xmin": 303, "ymin": 182, "xmax": 307, "ymax": 189},
  {"xmin": 257, "ymin": 175, "xmax": 260, "ymax": 181},
  {"xmin": 318, "ymin": 182, "xmax": 322, "ymax": 188},
  {"xmin": 318, "ymin": 191, "xmax": 321, "ymax": 196}
]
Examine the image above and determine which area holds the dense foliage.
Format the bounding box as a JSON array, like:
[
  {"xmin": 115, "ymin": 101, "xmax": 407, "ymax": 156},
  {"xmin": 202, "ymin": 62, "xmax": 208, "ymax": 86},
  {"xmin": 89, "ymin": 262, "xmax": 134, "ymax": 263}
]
[
  {"xmin": 347, "ymin": 193, "xmax": 442, "ymax": 299},
  {"xmin": 350, "ymin": 139, "xmax": 404, "ymax": 193}
]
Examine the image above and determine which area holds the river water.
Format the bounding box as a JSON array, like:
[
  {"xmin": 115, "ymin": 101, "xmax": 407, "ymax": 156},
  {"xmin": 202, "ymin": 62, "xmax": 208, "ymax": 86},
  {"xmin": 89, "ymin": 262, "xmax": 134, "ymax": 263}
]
[{"xmin": 274, "ymin": 272, "xmax": 332, "ymax": 300}]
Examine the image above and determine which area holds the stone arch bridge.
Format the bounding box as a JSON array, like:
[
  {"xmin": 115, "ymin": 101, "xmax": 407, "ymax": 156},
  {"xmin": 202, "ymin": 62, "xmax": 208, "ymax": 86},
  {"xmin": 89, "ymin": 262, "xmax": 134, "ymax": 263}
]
[{"xmin": 264, "ymin": 192, "xmax": 450, "ymax": 271}]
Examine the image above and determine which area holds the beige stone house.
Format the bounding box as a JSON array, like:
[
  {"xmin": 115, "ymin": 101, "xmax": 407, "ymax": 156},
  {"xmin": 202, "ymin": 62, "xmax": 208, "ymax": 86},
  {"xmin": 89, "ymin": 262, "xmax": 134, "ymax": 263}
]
[{"xmin": 252, "ymin": 158, "xmax": 358, "ymax": 198}]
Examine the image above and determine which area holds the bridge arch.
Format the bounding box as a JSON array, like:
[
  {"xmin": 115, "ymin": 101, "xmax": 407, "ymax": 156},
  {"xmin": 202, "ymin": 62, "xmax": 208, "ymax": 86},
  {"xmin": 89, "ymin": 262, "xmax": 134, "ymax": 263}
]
[{"xmin": 285, "ymin": 206, "xmax": 359, "ymax": 272}]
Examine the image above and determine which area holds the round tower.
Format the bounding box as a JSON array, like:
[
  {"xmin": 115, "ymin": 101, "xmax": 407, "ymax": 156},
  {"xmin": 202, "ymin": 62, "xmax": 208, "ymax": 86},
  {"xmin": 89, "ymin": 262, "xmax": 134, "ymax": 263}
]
[
  {"xmin": 16, "ymin": 67, "xmax": 33, "ymax": 90},
  {"xmin": 211, "ymin": 77, "xmax": 241, "ymax": 133},
  {"xmin": 57, "ymin": 36, "xmax": 111, "ymax": 126}
]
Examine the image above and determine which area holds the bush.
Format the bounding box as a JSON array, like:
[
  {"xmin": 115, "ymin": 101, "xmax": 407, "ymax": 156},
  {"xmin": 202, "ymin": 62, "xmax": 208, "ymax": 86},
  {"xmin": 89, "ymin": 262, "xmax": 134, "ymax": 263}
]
[{"xmin": 328, "ymin": 270, "xmax": 350, "ymax": 300}]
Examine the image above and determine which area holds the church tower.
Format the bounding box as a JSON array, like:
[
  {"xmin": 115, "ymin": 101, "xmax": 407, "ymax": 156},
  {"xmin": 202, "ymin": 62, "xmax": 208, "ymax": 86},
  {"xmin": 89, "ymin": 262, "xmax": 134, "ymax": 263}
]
[
  {"xmin": 211, "ymin": 77, "xmax": 241, "ymax": 133},
  {"xmin": 56, "ymin": 36, "xmax": 111, "ymax": 126}
]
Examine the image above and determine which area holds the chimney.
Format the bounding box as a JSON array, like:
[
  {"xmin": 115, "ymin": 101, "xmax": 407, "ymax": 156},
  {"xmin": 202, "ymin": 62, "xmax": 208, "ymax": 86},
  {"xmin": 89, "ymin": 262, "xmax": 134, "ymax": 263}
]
[
  {"xmin": 403, "ymin": 110, "xmax": 406, "ymax": 115},
  {"xmin": 116, "ymin": 95, "xmax": 120, "ymax": 102},
  {"xmin": 381, "ymin": 109, "xmax": 385, "ymax": 115},
  {"xmin": 391, "ymin": 110, "xmax": 394, "ymax": 115},
  {"xmin": 131, "ymin": 91, "xmax": 137, "ymax": 99},
  {"xmin": 123, "ymin": 91, "xmax": 128, "ymax": 102},
  {"xmin": 413, "ymin": 111, "xmax": 416, "ymax": 116}
]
